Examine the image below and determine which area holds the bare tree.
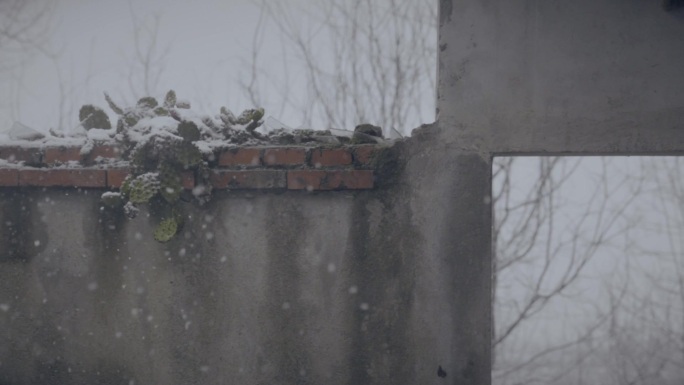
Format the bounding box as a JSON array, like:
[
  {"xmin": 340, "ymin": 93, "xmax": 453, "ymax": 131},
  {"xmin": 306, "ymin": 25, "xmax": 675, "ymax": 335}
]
[
  {"xmin": 491, "ymin": 157, "xmax": 643, "ymax": 384},
  {"xmin": 0, "ymin": 0, "xmax": 54, "ymax": 125},
  {"xmin": 595, "ymin": 157, "xmax": 684, "ymax": 385},
  {"xmin": 124, "ymin": 4, "xmax": 169, "ymax": 101},
  {"xmin": 0, "ymin": 0, "xmax": 54, "ymax": 72},
  {"xmin": 241, "ymin": 0, "xmax": 437, "ymax": 135}
]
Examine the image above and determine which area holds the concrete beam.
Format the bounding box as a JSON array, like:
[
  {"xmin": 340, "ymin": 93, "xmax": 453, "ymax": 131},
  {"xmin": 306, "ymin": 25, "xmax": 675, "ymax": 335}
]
[{"xmin": 438, "ymin": 0, "xmax": 684, "ymax": 155}]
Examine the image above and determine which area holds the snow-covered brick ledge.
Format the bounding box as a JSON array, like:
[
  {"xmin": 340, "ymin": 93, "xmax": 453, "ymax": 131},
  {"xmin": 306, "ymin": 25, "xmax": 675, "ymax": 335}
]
[{"xmin": 0, "ymin": 144, "xmax": 377, "ymax": 190}]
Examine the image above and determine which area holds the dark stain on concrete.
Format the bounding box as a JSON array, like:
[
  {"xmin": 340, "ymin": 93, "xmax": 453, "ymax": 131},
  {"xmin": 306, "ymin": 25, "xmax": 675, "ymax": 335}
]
[
  {"xmin": 440, "ymin": 0, "xmax": 453, "ymax": 26},
  {"xmin": 87, "ymin": 194, "xmax": 127, "ymax": 304},
  {"xmin": 0, "ymin": 189, "xmax": 47, "ymax": 262},
  {"xmin": 264, "ymin": 198, "xmax": 313, "ymax": 384},
  {"xmin": 346, "ymin": 165, "xmax": 419, "ymax": 385}
]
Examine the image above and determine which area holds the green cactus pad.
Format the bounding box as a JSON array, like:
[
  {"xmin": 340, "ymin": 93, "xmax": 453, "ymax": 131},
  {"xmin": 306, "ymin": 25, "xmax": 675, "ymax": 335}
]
[
  {"xmin": 154, "ymin": 107, "xmax": 169, "ymax": 116},
  {"xmin": 79, "ymin": 105, "xmax": 112, "ymax": 130},
  {"xmin": 124, "ymin": 114, "xmax": 140, "ymax": 127},
  {"xmin": 130, "ymin": 148, "xmax": 145, "ymax": 173},
  {"xmin": 120, "ymin": 175, "xmax": 133, "ymax": 196},
  {"xmin": 159, "ymin": 163, "xmax": 182, "ymax": 203},
  {"xmin": 164, "ymin": 90, "xmax": 177, "ymax": 108},
  {"xmin": 177, "ymin": 121, "xmax": 201, "ymax": 142},
  {"xmin": 235, "ymin": 109, "xmax": 253, "ymax": 125},
  {"xmin": 174, "ymin": 142, "xmax": 202, "ymax": 168},
  {"xmin": 116, "ymin": 119, "xmax": 126, "ymax": 134},
  {"xmin": 154, "ymin": 217, "xmax": 178, "ymax": 243},
  {"xmin": 137, "ymin": 96, "xmax": 158, "ymax": 110},
  {"xmin": 252, "ymin": 107, "xmax": 265, "ymax": 122}
]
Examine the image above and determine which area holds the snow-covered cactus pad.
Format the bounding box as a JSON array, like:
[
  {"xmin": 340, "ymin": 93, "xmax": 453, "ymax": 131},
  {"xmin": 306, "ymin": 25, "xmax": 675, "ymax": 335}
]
[
  {"xmin": 127, "ymin": 173, "xmax": 160, "ymax": 204},
  {"xmin": 136, "ymin": 96, "xmax": 158, "ymax": 110},
  {"xmin": 101, "ymin": 191, "xmax": 123, "ymax": 207},
  {"xmin": 219, "ymin": 107, "xmax": 236, "ymax": 126},
  {"xmin": 235, "ymin": 108, "xmax": 264, "ymax": 125},
  {"xmin": 153, "ymin": 106, "xmax": 169, "ymax": 116},
  {"xmin": 163, "ymin": 90, "xmax": 176, "ymax": 109}
]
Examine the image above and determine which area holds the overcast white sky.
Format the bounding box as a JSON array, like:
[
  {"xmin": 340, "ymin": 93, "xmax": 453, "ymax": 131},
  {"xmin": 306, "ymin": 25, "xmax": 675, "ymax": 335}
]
[{"xmin": 0, "ymin": 0, "xmax": 298, "ymax": 133}]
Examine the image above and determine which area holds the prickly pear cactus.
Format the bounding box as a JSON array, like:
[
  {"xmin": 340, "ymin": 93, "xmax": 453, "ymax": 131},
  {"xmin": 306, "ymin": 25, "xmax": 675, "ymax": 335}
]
[
  {"xmin": 89, "ymin": 89, "xmax": 266, "ymax": 243},
  {"xmin": 79, "ymin": 105, "xmax": 111, "ymax": 130},
  {"xmin": 164, "ymin": 90, "xmax": 176, "ymax": 109},
  {"xmin": 154, "ymin": 217, "xmax": 179, "ymax": 242},
  {"xmin": 159, "ymin": 162, "xmax": 182, "ymax": 203}
]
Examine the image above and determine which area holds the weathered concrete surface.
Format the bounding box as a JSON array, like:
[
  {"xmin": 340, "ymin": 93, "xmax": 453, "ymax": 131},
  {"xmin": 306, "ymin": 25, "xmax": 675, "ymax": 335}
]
[
  {"xmin": 438, "ymin": 0, "xmax": 684, "ymax": 155},
  {"xmin": 0, "ymin": 150, "xmax": 490, "ymax": 385},
  {"xmin": 9, "ymin": 1, "xmax": 680, "ymax": 384}
]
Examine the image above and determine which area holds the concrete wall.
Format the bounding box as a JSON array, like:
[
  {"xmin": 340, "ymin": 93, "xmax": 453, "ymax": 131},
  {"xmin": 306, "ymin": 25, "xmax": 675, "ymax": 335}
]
[{"xmin": 0, "ymin": 144, "xmax": 491, "ymax": 385}]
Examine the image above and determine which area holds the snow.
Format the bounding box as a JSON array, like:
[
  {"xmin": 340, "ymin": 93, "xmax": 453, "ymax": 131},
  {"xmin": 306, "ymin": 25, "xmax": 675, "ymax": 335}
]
[
  {"xmin": 0, "ymin": 100, "xmax": 394, "ymax": 188},
  {"xmin": 102, "ymin": 191, "xmax": 122, "ymax": 199},
  {"xmin": 262, "ymin": 116, "xmax": 292, "ymax": 133},
  {"xmin": 7, "ymin": 121, "xmax": 45, "ymax": 141},
  {"xmin": 87, "ymin": 128, "xmax": 116, "ymax": 141},
  {"xmin": 80, "ymin": 139, "xmax": 95, "ymax": 156},
  {"xmin": 176, "ymin": 99, "xmax": 191, "ymax": 109},
  {"xmin": 0, "ymin": 159, "xmax": 23, "ymax": 168}
]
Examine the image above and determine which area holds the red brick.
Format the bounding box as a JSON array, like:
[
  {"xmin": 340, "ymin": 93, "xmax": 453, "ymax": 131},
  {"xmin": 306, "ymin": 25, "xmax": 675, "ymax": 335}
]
[
  {"xmin": 0, "ymin": 169, "xmax": 19, "ymax": 186},
  {"xmin": 263, "ymin": 148, "xmax": 306, "ymax": 166},
  {"xmin": 287, "ymin": 170, "xmax": 374, "ymax": 190},
  {"xmin": 353, "ymin": 145, "xmax": 375, "ymax": 165},
  {"xmin": 44, "ymin": 146, "xmax": 82, "ymax": 164},
  {"xmin": 19, "ymin": 169, "xmax": 106, "ymax": 188},
  {"xmin": 218, "ymin": 148, "xmax": 262, "ymax": 167},
  {"xmin": 310, "ymin": 148, "xmax": 352, "ymax": 167},
  {"xmin": 45, "ymin": 145, "xmax": 122, "ymax": 166},
  {"xmin": 0, "ymin": 146, "xmax": 42, "ymax": 165},
  {"xmin": 181, "ymin": 171, "xmax": 195, "ymax": 189},
  {"xmin": 210, "ymin": 170, "xmax": 286, "ymax": 189},
  {"xmin": 107, "ymin": 169, "xmax": 130, "ymax": 188}
]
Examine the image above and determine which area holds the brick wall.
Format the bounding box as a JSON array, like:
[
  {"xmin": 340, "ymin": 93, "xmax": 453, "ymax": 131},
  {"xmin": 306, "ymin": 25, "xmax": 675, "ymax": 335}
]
[{"xmin": 0, "ymin": 144, "xmax": 379, "ymax": 191}]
